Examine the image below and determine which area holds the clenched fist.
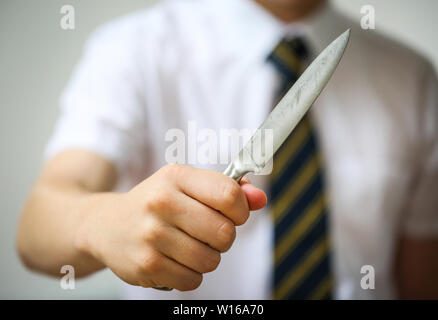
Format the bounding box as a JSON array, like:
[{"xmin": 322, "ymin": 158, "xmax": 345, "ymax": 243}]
[{"xmin": 74, "ymin": 164, "xmax": 267, "ymax": 291}]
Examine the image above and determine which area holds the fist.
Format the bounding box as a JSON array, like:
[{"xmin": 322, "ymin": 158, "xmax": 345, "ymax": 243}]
[{"xmin": 75, "ymin": 164, "xmax": 267, "ymax": 291}]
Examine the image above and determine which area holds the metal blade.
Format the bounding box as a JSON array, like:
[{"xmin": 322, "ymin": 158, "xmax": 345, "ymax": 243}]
[{"xmin": 224, "ymin": 29, "xmax": 350, "ymax": 181}]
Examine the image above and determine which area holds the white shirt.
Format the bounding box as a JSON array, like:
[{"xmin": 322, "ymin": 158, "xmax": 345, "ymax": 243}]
[{"xmin": 46, "ymin": 0, "xmax": 438, "ymax": 299}]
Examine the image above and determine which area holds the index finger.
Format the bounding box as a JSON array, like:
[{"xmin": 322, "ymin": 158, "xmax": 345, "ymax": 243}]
[{"xmin": 165, "ymin": 164, "xmax": 249, "ymax": 225}]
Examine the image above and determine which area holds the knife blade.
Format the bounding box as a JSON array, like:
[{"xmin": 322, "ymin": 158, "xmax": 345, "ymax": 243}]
[
  {"xmin": 223, "ymin": 29, "xmax": 350, "ymax": 182},
  {"xmin": 154, "ymin": 29, "xmax": 350, "ymax": 292}
]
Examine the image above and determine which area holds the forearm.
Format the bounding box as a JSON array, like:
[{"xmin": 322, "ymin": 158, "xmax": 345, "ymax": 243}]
[
  {"xmin": 16, "ymin": 154, "xmax": 267, "ymax": 291},
  {"xmin": 16, "ymin": 181, "xmax": 111, "ymax": 277}
]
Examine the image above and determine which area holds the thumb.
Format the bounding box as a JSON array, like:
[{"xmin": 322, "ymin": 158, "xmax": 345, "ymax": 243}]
[{"xmin": 239, "ymin": 177, "xmax": 267, "ymax": 211}]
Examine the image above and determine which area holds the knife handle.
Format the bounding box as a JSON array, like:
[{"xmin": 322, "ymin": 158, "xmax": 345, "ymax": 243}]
[{"xmin": 223, "ymin": 162, "xmax": 252, "ymax": 183}]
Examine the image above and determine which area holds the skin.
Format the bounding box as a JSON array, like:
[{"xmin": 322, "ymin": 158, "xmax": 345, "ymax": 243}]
[
  {"xmin": 254, "ymin": 0, "xmax": 327, "ymax": 22},
  {"xmin": 395, "ymin": 237, "xmax": 438, "ymax": 299},
  {"xmin": 17, "ymin": 150, "xmax": 267, "ymax": 290},
  {"xmin": 16, "ymin": 0, "xmax": 438, "ymax": 297}
]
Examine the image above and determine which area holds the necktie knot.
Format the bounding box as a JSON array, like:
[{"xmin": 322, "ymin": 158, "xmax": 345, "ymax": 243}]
[
  {"xmin": 267, "ymin": 37, "xmax": 310, "ymax": 83},
  {"xmin": 282, "ymin": 37, "xmax": 310, "ymax": 60}
]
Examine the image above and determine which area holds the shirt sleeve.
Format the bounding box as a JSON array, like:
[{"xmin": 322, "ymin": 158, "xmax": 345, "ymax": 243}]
[
  {"xmin": 401, "ymin": 61, "xmax": 438, "ymax": 237},
  {"xmin": 45, "ymin": 21, "xmax": 147, "ymax": 177}
]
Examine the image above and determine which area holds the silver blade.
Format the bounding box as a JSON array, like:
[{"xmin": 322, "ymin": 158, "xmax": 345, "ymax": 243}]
[{"xmin": 224, "ymin": 29, "xmax": 350, "ymax": 181}]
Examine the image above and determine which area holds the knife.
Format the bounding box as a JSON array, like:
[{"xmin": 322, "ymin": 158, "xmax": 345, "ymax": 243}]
[
  {"xmin": 224, "ymin": 28, "xmax": 350, "ymax": 182},
  {"xmin": 154, "ymin": 29, "xmax": 350, "ymax": 291}
]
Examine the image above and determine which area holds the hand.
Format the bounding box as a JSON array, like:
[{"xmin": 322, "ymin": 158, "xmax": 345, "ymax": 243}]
[{"xmin": 74, "ymin": 164, "xmax": 267, "ymax": 291}]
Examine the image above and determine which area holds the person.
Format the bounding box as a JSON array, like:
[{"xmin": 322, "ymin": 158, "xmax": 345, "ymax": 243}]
[{"xmin": 16, "ymin": 0, "xmax": 438, "ymax": 299}]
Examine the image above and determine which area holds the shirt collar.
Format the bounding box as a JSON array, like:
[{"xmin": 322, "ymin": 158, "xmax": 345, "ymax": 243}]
[{"xmin": 208, "ymin": 0, "xmax": 349, "ymax": 61}]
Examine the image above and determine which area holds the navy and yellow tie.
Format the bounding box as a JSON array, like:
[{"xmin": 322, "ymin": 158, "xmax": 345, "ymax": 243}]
[{"xmin": 268, "ymin": 38, "xmax": 333, "ymax": 300}]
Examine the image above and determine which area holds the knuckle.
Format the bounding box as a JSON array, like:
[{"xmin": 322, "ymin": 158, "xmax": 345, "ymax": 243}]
[
  {"xmin": 236, "ymin": 208, "xmax": 250, "ymax": 226},
  {"xmin": 192, "ymin": 246, "xmax": 221, "ymax": 273},
  {"xmin": 133, "ymin": 255, "xmax": 148, "ymax": 275},
  {"xmin": 143, "ymin": 221, "xmax": 166, "ymax": 243},
  {"xmin": 203, "ymin": 252, "xmax": 221, "ymax": 273},
  {"xmin": 216, "ymin": 220, "xmax": 236, "ymax": 252},
  {"xmin": 145, "ymin": 190, "xmax": 172, "ymax": 212},
  {"xmin": 140, "ymin": 252, "xmax": 163, "ymax": 274},
  {"xmin": 161, "ymin": 163, "xmax": 184, "ymax": 179},
  {"xmin": 221, "ymin": 181, "xmax": 241, "ymax": 208},
  {"xmin": 179, "ymin": 273, "xmax": 203, "ymax": 291}
]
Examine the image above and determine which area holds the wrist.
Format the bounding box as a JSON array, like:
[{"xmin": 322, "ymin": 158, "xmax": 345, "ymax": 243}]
[{"xmin": 73, "ymin": 191, "xmax": 125, "ymax": 266}]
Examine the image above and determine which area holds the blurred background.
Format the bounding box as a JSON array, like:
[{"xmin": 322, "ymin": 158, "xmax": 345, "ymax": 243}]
[{"xmin": 0, "ymin": 0, "xmax": 437, "ymax": 299}]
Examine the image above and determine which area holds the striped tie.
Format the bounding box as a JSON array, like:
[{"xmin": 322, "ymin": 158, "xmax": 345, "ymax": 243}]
[{"xmin": 268, "ymin": 38, "xmax": 333, "ymax": 300}]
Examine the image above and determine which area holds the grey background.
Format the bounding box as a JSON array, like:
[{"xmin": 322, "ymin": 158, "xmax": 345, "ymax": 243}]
[{"xmin": 1, "ymin": 0, "xmax": 437, "ymax": 299}]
